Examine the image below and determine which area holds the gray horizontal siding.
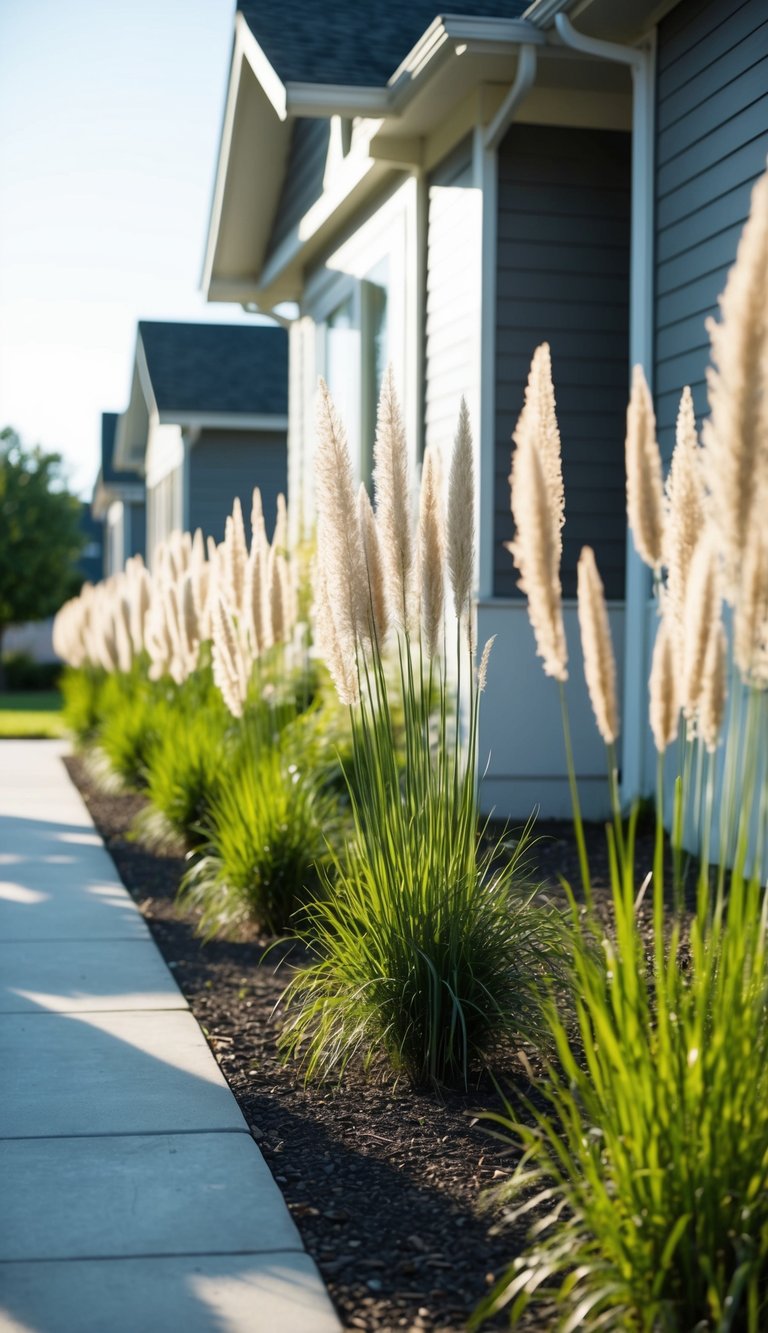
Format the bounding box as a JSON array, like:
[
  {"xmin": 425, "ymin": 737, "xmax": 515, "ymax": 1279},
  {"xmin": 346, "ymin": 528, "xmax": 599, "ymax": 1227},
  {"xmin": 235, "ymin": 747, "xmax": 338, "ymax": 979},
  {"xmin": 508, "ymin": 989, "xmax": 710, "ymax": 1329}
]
[
  {"xmin": 265, "ymin": 119, "xmax": 331, "ymax": 261},
  {"xmin": 494, "ymin": 124, "xmax": 631, "ymax": 600},
  {"xmin": 654, "ymin": 0, "xmax": 768, "ymax": 460},
  {"xmin": 188, "ymin": 429, "xmax": 287, "ymax": 544}
]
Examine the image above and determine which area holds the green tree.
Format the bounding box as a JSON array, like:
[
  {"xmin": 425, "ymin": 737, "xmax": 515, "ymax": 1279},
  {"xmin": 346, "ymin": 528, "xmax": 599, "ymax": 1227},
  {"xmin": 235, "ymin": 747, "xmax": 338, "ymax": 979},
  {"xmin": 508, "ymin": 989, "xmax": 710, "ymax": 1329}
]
[{"xmin": 0, "ymin": 428, "xmax": 85, "ymax": 686}]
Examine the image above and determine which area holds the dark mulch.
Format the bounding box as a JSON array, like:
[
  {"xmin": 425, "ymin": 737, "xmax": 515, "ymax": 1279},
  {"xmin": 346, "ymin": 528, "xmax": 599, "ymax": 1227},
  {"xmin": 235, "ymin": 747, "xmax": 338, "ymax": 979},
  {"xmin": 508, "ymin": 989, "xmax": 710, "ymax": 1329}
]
[{"xmin": 64, "ymin": 754, "xmax": 656, "ymax": 1332}]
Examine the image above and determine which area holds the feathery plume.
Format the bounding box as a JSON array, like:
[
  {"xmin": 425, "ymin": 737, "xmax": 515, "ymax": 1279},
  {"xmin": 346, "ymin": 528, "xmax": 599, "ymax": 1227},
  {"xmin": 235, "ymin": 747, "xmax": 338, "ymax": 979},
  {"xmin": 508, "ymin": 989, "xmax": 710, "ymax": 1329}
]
[
  {"xmin": 211, "ymin": 596, "xmax": 246, "ymax": 718},
  {"xmin": 251, "ymin": 487, "xmax": 268, "ymax": 556},
  {"xmin": 626, "ymin": 365, "xmax": 665, "ymax": 571},
  {"xmin": 649, "ymin": 614, "xmax": 679, "ymax": 753},
  {"xmin": 244, "ymin": 544, "xmax": 266, "ymax": 657},
  {"xmin": 703, "ymin": 171, "xmax": 768, "ymax": 601},
  {"xmin": 315, "ymin": 380, "xmax": 368, "ymax": 665},
  {"xmin": 477, "ymin": 635, "xmax": 496, "ymax": 693},
  {"xmin": 699, "ymin": 621, "xmax": 728, "ymax": 753},
  {"xmin": 682, "ymin": 536, "xmax": 721, "ymax": 720},
  {"xmin": 373, "ymin": 366, "xmax": 414, "ymax": 628},
  {"xmin": 358, "ymin": 484, "xmax": 389, "ymax": 648},
  {"xmin": 508, "ymin": 434, "xmax": 568, "ymax": 682},
  {"xmin": 447, "ymin": 397, "xmax": 475, "ymax": 627},
  {"xmin": 418, "ymin": 446, "xmax": 445, "ymax": 659},
  {"xmin": 268, "ymin": 544, "xmax": 285, "ymax": 646},
  {"xmin": 733, "ymin": 534, "xmax": 768, "ymax": 686},
  {"xmin": 515, "ymin": 344, "xmax": 564, "ymax": 557},
  {"xmin": 577, "ymin": 546, "xmax": 618, "ymax": 745},
  {"xmin": 312, "ymin": 559, "xmax": 359, "ymax": 706},
  {"xmin": 223, "ymin": 499, "xmax": 248, "ymax": 613},
  {"xmin": 664, "ymin": 386, "xmax": 705, "ymax": 657}
]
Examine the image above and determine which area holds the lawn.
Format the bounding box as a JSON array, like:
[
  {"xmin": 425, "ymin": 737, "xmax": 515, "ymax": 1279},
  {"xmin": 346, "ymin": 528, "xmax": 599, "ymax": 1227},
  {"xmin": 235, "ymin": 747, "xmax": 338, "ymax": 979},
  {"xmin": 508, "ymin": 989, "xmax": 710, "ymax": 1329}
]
[{"xmin": 0, "ymin": 691, "xmax": 66, "ymax": 738}]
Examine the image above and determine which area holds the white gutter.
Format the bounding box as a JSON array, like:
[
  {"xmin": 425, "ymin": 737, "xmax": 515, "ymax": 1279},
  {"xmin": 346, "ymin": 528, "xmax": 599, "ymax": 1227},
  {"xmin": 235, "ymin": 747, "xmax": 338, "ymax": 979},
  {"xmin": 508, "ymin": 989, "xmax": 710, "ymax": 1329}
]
[
  {"xmin": 483, "ymin": 44, "xmax": 538, "ymax": 151},
  {"xmin": 477, "ymin": 44, "xmax": 539, "ymax": 599},
  {"xmin": 554, "ymin": 12, "xmax": 656, "ymax": 806}
]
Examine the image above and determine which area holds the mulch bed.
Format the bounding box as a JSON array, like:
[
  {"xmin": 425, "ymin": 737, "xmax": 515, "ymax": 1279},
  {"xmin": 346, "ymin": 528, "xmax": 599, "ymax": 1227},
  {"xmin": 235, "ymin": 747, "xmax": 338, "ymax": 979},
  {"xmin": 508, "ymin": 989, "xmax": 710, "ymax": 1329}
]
[{"xmin": 65, "ymin": 753, "xmax": 656, "ymax": 1332}]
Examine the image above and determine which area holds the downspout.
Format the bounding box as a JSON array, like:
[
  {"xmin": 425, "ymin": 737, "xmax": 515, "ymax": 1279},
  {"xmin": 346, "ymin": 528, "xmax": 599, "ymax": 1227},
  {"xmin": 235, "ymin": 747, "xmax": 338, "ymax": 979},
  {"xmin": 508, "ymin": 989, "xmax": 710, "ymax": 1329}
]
[
  {"xmin": 476, "ymin": 43, "xmax": 538, "ymax": 600},
  {"xmin": 554, "ymin": 13, "xmax": 656, "ymax": 808}
]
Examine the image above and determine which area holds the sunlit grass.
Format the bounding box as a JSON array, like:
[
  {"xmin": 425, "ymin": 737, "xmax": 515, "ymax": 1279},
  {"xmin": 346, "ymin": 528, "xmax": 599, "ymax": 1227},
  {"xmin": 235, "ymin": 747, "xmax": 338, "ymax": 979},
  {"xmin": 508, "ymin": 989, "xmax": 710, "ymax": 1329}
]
[{"xmin": 0, "ymin": 691, "xmax": 65, "ymax": 738}]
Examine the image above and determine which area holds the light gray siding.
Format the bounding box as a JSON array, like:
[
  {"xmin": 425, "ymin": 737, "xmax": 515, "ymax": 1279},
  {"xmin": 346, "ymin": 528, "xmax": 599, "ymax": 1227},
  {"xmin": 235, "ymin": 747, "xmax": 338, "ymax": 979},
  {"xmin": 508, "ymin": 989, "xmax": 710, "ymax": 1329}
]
[
  {"xmin": 494, "ymin": 124, "xmax": 631, "ymax": 599},
  {"xmin": 266, "ymin": 119, "xmax": 331, "ymax": 262},
  {"xmin": 424, "ymin": 143, "xmax": 479, "ymax": 465},
  {"xmin": 188, "ymin": 429, "xmax": 287, "ymax": 543},
  {"xmin": 147, "ymin": 466, "xmax": 183, "ymax": 568},
  {"xmin": 655, "ymin": 0, "xmax": 768, "ymax": 459},
  {"xmin": 127, "ymin": 501, "xmax": 145, "ymax": 563}
]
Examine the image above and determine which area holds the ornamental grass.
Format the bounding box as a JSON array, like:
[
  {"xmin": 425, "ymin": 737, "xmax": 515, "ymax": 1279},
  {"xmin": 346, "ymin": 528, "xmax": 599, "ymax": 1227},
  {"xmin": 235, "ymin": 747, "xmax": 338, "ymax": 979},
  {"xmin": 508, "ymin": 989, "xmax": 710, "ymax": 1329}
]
[
  {"xmin": 279, "ymin": 373, "xmax": 572, "ymax": 1090},
  {"xmin": 479, "ymin": 170, "xmax": 768, "ymax": 1332}
]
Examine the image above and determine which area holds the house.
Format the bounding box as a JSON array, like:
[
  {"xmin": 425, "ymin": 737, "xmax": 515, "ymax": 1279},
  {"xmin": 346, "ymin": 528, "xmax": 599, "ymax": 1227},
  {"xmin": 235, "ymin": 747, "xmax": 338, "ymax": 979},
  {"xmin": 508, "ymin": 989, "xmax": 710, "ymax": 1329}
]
[
  {"xmin": 112, "ymin": 321, "xmax": 288, "ymax": 563},
  {"xmin": 91, "ymin": 412, "xmax": 146, "ymax": 577},
  {"xmin": 202, "ymin": 0, "xmax": 768, "ymax": 820},
  {"xmin": 77, "ymin": 503, "xmax": 105, "ymax": 586}
]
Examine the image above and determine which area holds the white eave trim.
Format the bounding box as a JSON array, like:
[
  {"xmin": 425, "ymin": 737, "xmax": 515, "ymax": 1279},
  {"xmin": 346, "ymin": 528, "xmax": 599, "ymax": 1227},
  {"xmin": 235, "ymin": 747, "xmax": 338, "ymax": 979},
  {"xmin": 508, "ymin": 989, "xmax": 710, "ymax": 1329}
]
[{"xmin": 159, "ymin": 411, "xmax": 289, "ymax": 433}]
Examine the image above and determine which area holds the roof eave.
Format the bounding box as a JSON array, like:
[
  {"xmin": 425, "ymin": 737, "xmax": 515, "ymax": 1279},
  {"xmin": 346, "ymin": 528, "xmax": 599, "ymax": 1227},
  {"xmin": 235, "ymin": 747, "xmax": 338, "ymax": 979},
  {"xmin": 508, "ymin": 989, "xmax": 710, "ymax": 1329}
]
[{"xmin": 204, "ymin": 13, "xmax": 545, "ymax": 306}]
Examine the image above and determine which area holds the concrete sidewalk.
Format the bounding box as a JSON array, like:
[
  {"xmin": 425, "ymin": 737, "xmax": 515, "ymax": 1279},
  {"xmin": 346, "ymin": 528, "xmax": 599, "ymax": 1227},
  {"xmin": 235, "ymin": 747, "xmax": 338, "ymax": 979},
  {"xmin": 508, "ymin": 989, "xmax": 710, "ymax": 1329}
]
[{"xmin": 0, "ymin": 740, "xmax": 340, "ymax": 1333}]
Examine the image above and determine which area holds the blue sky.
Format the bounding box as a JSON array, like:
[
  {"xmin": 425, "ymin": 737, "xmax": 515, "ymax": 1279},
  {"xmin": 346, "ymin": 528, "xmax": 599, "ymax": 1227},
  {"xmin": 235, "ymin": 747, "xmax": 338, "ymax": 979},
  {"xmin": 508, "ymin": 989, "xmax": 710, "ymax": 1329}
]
[{"xmin": 0, "ymin": 0, "xmax": 255, "ymax": 495}]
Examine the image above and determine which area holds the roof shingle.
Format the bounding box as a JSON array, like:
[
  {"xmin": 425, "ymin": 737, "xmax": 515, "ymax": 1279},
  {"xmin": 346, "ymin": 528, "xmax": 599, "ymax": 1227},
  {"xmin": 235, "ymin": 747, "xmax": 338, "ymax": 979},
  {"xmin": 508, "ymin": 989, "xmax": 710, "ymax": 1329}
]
[
  {"xmin": 238, "ymin": 1, "xmax": 530, "ymax": 88},
  {"xmin": 138, "ymin": 322, "xmax": 288, "ymax": 417}
]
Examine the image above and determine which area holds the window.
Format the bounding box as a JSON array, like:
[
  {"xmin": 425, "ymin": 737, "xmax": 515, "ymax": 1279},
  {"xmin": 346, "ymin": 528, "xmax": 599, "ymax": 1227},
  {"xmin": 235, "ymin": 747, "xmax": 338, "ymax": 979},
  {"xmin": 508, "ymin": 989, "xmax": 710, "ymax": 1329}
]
[{"xmin": 322, "ymin": 262, "xmax": 390, "ymax": 488}]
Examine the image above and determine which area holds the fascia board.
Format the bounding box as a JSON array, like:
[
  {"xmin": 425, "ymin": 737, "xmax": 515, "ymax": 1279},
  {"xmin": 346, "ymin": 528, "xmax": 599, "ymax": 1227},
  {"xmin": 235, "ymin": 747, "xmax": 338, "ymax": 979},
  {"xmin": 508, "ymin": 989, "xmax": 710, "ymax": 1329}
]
[
  {"xmin": 157, "ymin": 411, "xmax": 289, "ymax": 433},
  {"xmin": 237, "ymin": 12, "xmax": 288, "ymax": 119}
]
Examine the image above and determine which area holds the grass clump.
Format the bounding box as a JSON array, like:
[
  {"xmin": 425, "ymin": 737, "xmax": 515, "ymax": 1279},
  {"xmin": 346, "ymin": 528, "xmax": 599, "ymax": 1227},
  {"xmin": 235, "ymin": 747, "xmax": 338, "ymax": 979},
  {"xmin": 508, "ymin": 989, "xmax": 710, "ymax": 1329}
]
[
  {"xmin": 179, "ymin": 716, "xmax": 336, "ymax": 936},
  {"xmin": 476, "ymin": 869, "xmax": 768, "ymax": 1332},
  {"xmin": 60, "ymin": 665, "xmax": 107, "ymax": 744},
  {"xmin": 96, "ymin": 670, "xmax": 166, "ymax": 790},
  {"xmin": 279, "ymin": 377, "xmax": 571, "ymax": 1089}
]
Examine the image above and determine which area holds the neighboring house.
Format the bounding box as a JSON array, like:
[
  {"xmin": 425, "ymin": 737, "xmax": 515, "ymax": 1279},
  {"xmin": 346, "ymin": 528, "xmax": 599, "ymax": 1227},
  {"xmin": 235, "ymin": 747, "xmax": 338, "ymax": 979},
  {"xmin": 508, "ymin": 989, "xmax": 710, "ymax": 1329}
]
[
  {"xmin": 202, "ymin": 0, "xmax": 768, "ymax": 819},
  {"xmin": 78, "ymin": 503, "xmax": 105, "ymax": 586},
  {"xmin": 112, "ymin": 321, "xmax": 288, "ymax": 564},
  {"xmin": 91, "ymin": 413, "xmax": 146, "ymax": 577}
]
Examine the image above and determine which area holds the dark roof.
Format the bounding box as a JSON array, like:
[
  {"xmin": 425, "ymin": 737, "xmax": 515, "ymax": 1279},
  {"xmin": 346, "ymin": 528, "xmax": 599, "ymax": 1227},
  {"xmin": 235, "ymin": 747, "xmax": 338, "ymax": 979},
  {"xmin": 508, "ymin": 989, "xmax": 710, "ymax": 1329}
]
[
  {"xmin": 101, "ymin": 412, "xmax": 138, "ymax": 487},
  {"xmin": 238, "ymin": 2, "xmax": 530, "ymax": 87},
  {"xmin": 138, "ymin": 322, "xmax": 288, "ymax": 417}
]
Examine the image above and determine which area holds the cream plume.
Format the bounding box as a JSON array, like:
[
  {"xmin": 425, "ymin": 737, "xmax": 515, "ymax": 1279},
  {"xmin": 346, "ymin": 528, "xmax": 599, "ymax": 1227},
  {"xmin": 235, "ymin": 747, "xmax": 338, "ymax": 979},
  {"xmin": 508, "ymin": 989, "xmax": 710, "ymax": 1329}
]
[
  {"xmin": 703, "ymin": 171, "xmax": 768, "ymax": 602},
  {"xmin": 373, "ymin": 366, "xmax": 414, "ymax": 628},
  {"xmin": 477, "ymin": 635, "xmax": 496, "ymax": 693},
  {"xmin": 315, "ymin": 380, "xmax": 368, "ymax": 669},
  {"xmin": 649, "ymin": 614, "xmax": 679, "ymax": 753},
  {"xmin": 211, "ymin": 596, "xmax": 246, "ymax": 718},
  {"xmin": 514, "ymin": 344, "xmax": 564, "ymax": 558},
  {"xmin": 577, "ymin": 546, "xmax": 618, "ymax": 745},
  {"xmin": 626, "ymin": 365, "xmax": 665, "ymax": 571},
  {"xmin": 312, "ymin": 560, "xmax": 359, "ymax": 706},
  {"xmin": 664, "ymin": 386, "xmax": 705, "ymax": 657},
  {"xmin": 251, "ymin": 487, "xmax": 268, "ymax": 555},
  {"xmin": 358, "ymin": 485, "xmax": 389, "ymax": 648},
  {"xmin": 268, "ymin": 544, "xmax": 285, "ymax": 646},
  {"xmin": 447, "ymin": 397, "xmax": 475, "ymax": 626},
  {"xmin": 508, "ymin": 434, "xmax": 568, "ymax": 682},
  {"xmin": 733, "ymin": 535, "xmax": 768, "ymax": 686},
  {"xmin": 682, "ymin": 537, "xmax": 722, "ymax": 719},
  {"xmin": 418, "ymin": 446, "xmax": 445, "ymax": 659}
]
